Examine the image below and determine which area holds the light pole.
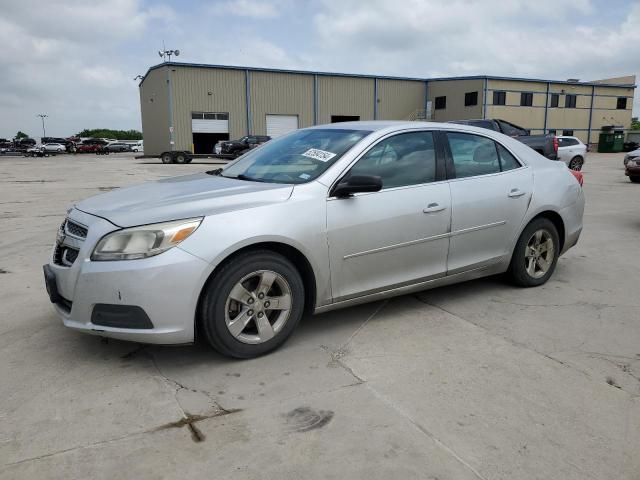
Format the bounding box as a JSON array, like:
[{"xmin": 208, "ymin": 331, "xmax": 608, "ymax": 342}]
[{"xmin": 37, "ymin": 114, "xmax": 48, "ymax": 138}]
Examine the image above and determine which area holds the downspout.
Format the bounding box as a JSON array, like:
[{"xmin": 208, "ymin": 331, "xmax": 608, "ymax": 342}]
[
  {"xmin": 482, "ymin": 78, "xmax": 488, "ymax": 119},
  {"xmin": 587, "ymin": 85, "xmax": 595, "ymax": 145},
  {"xmin": 167, "ymin": 66, "xmax": 174, "ymax": 151},
  {"xmin": 245, "ymin": 69, "xmax": 252, "ymax": 135},
  {"xmin": 543, "ymin": 82, "xmax": 550, "ymax": 133},
  {"xmin": 373, "ymin": 78, "xmax": 378, "ymax": 120},
  {"xmin": 313, "ymin": 74, "xmax": 318, "ymax": 125},
  {"xmin": 424, "ymin": 81, "xmax": 429, "ymax": 120}
]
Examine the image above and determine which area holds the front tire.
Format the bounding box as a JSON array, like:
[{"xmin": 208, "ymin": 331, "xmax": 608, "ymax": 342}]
[
  {"xmin": 199, "ymin": 250, "xmax": 305, "ymax": 358},
  {"xmin": 508, "ymin": 218, "xmax": 560, "ymax": 287}
]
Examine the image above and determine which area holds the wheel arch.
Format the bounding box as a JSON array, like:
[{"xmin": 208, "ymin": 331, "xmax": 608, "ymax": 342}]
[
  {"xmin": 194, "ymin": 240, "xmax": 318, "ymax": 340},
  {"xmin": 524, "ymin": 210, "xmax": 566, "ymax": 252}
]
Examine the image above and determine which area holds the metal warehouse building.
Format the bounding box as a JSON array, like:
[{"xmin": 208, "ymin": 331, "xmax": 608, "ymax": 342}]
[{"xmin": 139, "ymin": 62, "xmax": 636, "ymax": 156}]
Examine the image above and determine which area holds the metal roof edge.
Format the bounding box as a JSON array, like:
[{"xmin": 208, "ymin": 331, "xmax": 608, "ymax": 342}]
[{"xmin": 139, "ymin": 63, "xmax": 636, "ymax": 89}]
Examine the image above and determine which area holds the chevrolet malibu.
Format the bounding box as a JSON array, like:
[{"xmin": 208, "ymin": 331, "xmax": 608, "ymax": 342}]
[{"xmin": 44, "ymin": 122, "xmax": 584, "ymax": 358}]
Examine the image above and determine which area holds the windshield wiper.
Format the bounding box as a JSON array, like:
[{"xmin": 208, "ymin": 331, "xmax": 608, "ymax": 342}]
[
  {"xmin": 220, "ymin": 173, "xmax": 266, "ymax": 182},
  {"xmin": 205, "ymin": 168, "xmax": 223, "ymax": 176}
]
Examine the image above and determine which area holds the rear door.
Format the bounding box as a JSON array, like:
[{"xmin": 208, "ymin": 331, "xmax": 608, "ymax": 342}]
[{"xmin": 444, "ymin": 132, "xmax": 532, "ymax": 274}]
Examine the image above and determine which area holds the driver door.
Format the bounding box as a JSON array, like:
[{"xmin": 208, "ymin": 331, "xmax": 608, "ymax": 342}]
[{"xmin": 326, "ymin": 131, "xmax": 451, "ymax": 301}]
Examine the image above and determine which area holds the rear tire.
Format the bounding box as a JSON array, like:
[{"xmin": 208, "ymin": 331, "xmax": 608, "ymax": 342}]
[
  {"xmin": 199, "ymin": 250, "xmax": 305, "ymax": 358},
  {"xmin": 174, "ymin": 152, "xmax": 188, "ymax": 164},
  {"xmin": 568, "ymin": 156, "xmax": 584, "ymax": 171},
  {"xmin": 508, "ymin": 218, "xmax": 560, "ymax": 287},
  {"xmin": 161, "ymin": 152, "xmax": 173, "ymax": 164},
  {"xmin": 630, "ymin": 176, "xmax": 640, "ymax": 183}
]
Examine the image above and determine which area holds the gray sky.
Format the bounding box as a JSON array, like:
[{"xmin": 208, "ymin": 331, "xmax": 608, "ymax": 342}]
[{"xmin": 1, "ymin": 0, "xmax": 638, "ymax": 139}]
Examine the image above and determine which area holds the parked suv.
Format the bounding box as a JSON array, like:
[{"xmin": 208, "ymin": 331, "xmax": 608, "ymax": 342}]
[
  {"xmin": 556, "ymin": 136, "xmax": 586, "ymax": 171},
  {"xmin": 215, "ymin": 135, "xmax": 271, "ymax": 156}
]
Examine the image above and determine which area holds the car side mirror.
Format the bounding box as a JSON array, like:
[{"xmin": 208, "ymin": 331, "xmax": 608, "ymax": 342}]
[{"xmin": 332, "ymin": 175, "xmax": 383, "ymax": 198}]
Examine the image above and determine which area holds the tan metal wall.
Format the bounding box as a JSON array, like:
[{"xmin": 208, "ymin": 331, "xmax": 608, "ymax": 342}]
[
  {"xmin": 170, "ymin": 66, "xmax": 247, "ymax": 151},
  {"xmin": 485, "ymin": 79, "xmax": 547, "ymax": 134},
  {"xmin": 139, "ymin": 67, "xmax": 170, "ymax": 156},
  {"xmin": 428, "ymin": 79, "xmax": 484, "ymax": 122},
  {"xmin": 377, "ymin": 79, "xmax": 426, "ymax": 120},
  {"xmin": 317, "ymin": 76, "xmax": 374, "ymax": 124},
  {"xmin": 590, "ymin": 84, "xmax": 634, "ymax": 143},
  {"xmin": 250, "ymin": 71, "xmax": 314, "ymax": 134}
]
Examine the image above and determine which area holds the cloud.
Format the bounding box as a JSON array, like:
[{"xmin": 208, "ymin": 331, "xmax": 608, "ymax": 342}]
[
  {"xmin": 0, "ymin": 0, "xmax": 637, "ymax": 138},
  {"xmin": 215, "ymin": 0, "xmax": 281, "ymax": 18}
]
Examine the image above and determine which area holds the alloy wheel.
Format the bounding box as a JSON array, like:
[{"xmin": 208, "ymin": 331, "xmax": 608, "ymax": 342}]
[
  {"xmin": 569, "ymin": 157, "xmax": 583, "ymax": 171},
  {"xmin": 524, "ymin": 229, "xmax": 555, "ymax": 279},
  {"xmin": 224, "ymin": 270, "xmax": 293, "ymax": 344}
]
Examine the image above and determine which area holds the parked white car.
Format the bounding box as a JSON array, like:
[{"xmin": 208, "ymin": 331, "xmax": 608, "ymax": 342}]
[
  {"xmin": 42, "ymin": 143, "xmax": 66, "ymax": 153},
  {"xmin": 556, "ymin": 136, "xmax": 586, "ymax": 171}
]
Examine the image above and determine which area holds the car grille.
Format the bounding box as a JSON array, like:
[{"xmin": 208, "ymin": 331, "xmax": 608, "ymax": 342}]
[
  {"xmin": 65, "ymin": 220, "xmax": 88, "ymax": 238},
  {"xmin": 53, "ymin": 244, "xmax": 80, "ymax": 267},
  {"xmin": 52, "ymin": 218, "xmax": 87, "ymax": 267}
]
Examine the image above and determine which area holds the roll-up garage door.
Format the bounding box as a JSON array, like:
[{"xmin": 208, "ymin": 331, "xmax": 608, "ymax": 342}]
[
  {"xmin": 266, "ymin": 115, "xmax": 298, "ymax": 138},
  {"xmin": 191, "ymin": 113, "xmax": 229, "ymax": 134}
]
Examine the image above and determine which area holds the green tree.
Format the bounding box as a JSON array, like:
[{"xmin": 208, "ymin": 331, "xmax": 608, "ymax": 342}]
[
  {"xmin": 631, "ymin": 117, "xmax": 640, "ymax": 130},
  {"xmin": 15, "ymin": 131, "xmax": 29, "ymax": 139},
  {"xmin": 76, "ymin": 129, "xmax": 143, "ymax": 140}
]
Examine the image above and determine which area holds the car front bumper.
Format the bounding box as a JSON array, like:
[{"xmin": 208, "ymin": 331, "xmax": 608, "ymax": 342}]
[
  {"xmin": 625, "ymin": 163, "xmax": 640, "ymax": 176},
  {"xmin": 45, "ymin": 209, "xmax": 212, "ymax": 344}
]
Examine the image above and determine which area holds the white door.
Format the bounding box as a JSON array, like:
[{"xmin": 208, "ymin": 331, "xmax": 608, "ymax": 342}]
[
  {"xmin": 445, "ymin": 132, "xmax": 532, "ymax": 274},
  {"xmin": 327, "ymin": 131, "xmax": 451, "ymax": 301},
  {"xmin": 266, "ymin": 115, "xmax": 298, "ymax": 138},
  {"xmin": 192, "ymin": 113, "xmax": 229, "ymax": 134}
]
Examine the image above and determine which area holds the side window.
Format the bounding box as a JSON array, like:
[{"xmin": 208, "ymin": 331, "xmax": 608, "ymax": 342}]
[
  {"xmin": 447, "ymin": 133, "xmax": 500, "ymax": 179},
  {"xmin": 498, "ymin": 120, "xmax": 526, "ymax": 137},
  {"xmin": 348, "ymin": 131, "xmax": 436, "ymax": 189},
  {"xmin": 496, "ymin": 143, "xmax": 521, "ymax": 171}
]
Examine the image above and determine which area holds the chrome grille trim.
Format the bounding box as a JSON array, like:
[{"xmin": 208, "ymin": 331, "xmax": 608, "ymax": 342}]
[{"xmin": 65, "ymin": 220, "xmax": 88, "ymax": 239}]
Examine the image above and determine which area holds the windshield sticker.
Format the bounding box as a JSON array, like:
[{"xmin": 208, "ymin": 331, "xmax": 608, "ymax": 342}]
[
  {"xmin": 301, "ymin": 148, "xmax": 337, "ymax": 162},
  {"xmin": 299, "ymin": 173, "xmax": 311, "ymax": 180}
]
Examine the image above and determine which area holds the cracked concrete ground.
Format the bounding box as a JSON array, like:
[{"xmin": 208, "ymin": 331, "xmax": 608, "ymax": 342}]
[{"xmin": 0, "ymin": 152, "xmax": 639, "ymax": 479}]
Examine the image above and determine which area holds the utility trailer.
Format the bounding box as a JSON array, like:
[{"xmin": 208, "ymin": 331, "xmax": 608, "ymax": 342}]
[{"xmin": 135, "ymin": 151, "xmax": 237, "ymax": 164}]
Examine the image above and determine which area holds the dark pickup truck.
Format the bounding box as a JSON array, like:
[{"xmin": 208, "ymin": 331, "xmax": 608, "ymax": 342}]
[
  {"xmin": 449, "ymin": 119, "xmax": 558, "ymax": 160},
  {"xmin": 214, "ymin": 135, "xmax": 271, "ymax": 157}
]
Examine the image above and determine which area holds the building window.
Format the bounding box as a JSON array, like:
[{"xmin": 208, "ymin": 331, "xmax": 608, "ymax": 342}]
[
  {"xmin": 565, "ymin": 95, "xmax": 576, "ymax": 108},
  {"xmin": 464, "ymin": 91, "xmax": 478, "ymax": 106},
  {"xmin": 520, "ymin": 92, "xmax": 533, "ymax": 106},
  {"xmin": 435, "ymin": 96, "xmax": 446, "ymax": 110},
  {"xmin": 562, "ymin": 129, "xmax": 574, "ymax": 136},
  {"xmin": 548, "ymin": 129, "xmax": 556, "ymax": 135},
  {"xmin": 192, "ymin": 112, "xmax": 229, "ymax": 120},
  {"xmin": 617, "ymin": 97, "xmax": 627, "ymax": 109},
  {"xmin": 550, "ymin": 94, "xmax": 559, "ymax": 108},
  {"xmin": 493, "ymin": 91, "xmax": 506, "ymax": 105}
]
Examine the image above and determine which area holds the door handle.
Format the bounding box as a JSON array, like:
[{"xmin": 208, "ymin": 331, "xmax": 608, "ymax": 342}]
[
  {"xmin": 423, "ymin": 203, "xmax": 446, "ymax": 213},
  {"xmin": 508, "ymin": 188, "xmax": 525, "ymax": 198}
]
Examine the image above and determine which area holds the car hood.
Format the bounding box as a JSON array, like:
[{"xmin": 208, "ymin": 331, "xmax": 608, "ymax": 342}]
[{"xmin": 75, "ymin": 173, "xmax": 294, "ymax": 227}]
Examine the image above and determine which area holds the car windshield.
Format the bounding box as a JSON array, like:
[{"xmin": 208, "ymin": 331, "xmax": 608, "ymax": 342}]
[{"xmin": 221, "ymin": 128, "xmax": 372, "ymax": 184}]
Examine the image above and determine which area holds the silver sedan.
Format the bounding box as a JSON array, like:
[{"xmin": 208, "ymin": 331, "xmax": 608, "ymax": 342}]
[{"xmin": 44, "ymin": 122, "xmax": 584, "ymax": 358}]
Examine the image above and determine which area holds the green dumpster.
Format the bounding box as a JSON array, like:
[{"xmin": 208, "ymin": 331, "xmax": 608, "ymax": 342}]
[{"xmin": 598, "ymin": 127, "xmax": 625, "ymax": 153}]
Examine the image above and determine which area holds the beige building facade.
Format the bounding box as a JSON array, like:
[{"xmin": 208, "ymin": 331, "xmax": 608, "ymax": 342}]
[{"xmin": 139, "ymin": 63, "xmax": 635, "ymax": 155}]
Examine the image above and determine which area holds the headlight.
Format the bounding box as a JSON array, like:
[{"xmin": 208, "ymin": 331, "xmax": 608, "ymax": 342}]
[{"xmin": 91, "ymin": 218, "xmax": 202, "ymax": 261}]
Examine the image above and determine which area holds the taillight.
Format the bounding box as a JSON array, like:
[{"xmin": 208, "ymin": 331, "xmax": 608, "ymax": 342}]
[
  {"xmin": 570, "ymin": 170, "xmax": 583, "ymax": 186},
  {"xmin": 553, "ymin": 135, "xmax": 558, "ymax": 153}
]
